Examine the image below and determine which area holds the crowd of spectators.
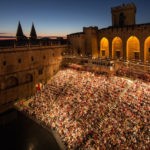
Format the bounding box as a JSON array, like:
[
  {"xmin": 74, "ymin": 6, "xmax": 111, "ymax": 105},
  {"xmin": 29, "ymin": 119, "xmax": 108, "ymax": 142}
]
[
  {"xmin": 19, "ymin": 68, "xmax": 150, "ymax": 149},
  {"xmin": 116, "ymin": 66, "xmax": 150, "ymax": 82}
]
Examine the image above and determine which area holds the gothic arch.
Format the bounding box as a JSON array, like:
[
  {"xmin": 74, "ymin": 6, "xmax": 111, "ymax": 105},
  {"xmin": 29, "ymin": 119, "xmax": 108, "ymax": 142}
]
[
  {"xmin": 144, "ymin": 36, "xmax": 150, "ymax": 63},
  {"xmin": 100, "ymin": 37, "xmax": 109, "ymax": 59},
  {"xmin": 127, "ymin": 36, "xmax": 140, "ymax": 61},
  {"xmin": 5, "ymin": 76, "xmax": 18, "ymax": 89},
  {"xmin": 112, "ymin": 37, "xmax": 123, "ymax": 59}
]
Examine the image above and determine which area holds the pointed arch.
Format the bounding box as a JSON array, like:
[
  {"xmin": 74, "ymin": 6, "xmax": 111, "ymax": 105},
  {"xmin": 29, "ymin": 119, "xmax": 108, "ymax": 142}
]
[
  {"xmin": 127, "ymin": 36, "xmax": 140, "ymax": 61},
  {"xmin": 144, "ymin": 36, "xmax": 150, "ymax": 63},
  {"xmin": 112, "ymin": 37, "xmax": 123, "ymax": 59},
  {"xmin": 100, "ymin": 37, "xmax": 109, "ymax": 59}
]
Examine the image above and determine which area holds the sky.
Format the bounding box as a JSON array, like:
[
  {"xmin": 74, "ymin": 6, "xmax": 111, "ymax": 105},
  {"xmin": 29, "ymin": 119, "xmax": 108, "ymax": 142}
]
[{"xmin": 0, "ymin": 0, "xmax": 150, "ymax": 37}]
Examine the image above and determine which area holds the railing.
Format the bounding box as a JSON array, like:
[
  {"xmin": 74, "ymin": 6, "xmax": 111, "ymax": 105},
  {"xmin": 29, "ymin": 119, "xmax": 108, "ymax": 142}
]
[{"xmin": 0, "ymin": 44, "xmax": 67, "ymax": 52}]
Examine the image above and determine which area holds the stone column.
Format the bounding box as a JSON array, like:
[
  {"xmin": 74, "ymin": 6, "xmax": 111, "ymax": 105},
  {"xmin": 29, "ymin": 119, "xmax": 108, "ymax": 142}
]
[
  {"xmin": 122, "ymin": 38, "xmax": 127, "ymax": 60},
  {"xmin": 140, "ymin": 39, "xmax": 144, "ymax": 62},
  {"xmin": 109, "ymin": 38, "xmax": 112, "ymax": 59}
]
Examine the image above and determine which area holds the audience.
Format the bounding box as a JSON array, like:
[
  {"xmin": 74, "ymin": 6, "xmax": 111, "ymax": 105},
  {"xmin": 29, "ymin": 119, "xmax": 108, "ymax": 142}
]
[
  {"xmin": 17, "ymin": 68, "xmax": 150, "ymax": 150},
  {"xmin": 116, "ymin": 66, "xmax": 150, "ymax": 82}
]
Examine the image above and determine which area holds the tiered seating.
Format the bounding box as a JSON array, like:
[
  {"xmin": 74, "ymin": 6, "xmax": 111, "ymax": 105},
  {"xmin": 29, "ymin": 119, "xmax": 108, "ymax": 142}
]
[{"xmin": 19, "ymin": 68, "xmax": 150, "ymax": 149}]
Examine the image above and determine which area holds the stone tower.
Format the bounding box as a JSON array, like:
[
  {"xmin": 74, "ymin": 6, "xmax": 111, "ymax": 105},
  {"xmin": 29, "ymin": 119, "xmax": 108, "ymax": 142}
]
[
  {"xmin": 111, "ymin": 3, "xmax": 136, "ymax": 27},
  {"xmin": 83, "ymin": 26, "xmax": 98, "ymax": 57},
  {"xmin": 30, "ymin": 23, "xmax": 37, "ymax": 40}
]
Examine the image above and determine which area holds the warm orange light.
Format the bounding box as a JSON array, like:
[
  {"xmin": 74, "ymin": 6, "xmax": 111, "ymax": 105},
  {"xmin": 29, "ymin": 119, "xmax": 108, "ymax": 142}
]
[
  {"xmin": 144, "ymin": 36, "xmax": 150, "ymax": 62},
  {"xmin": 127, "ymin": 36, "xmax": 140, "ymax": 60},
  {"xmin": 112, "ymin": 36, "xmax": 122, "ymax": 59},
  {"xmin": 100, "ymin": 37, "xmax": 109, "ymax": 58},
  {"xmin": 100, "ymin": 37, "xmax": 109, "ymax": 50}
]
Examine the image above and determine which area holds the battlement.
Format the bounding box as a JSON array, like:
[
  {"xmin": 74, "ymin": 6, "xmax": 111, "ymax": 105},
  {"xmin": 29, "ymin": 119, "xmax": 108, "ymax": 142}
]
[
  {"xmin": 111, "ymin": 3, "xmax": 136, "ymax": 12},
  {"xmin": 83, "ymin": 26, "xmax": 98, "ymax": 32},
  {"xmin": 111, "ymin": 3, "xmax": 136, "ymax": 27},
  {"xmin": 83, "ymin": 26, "xmax": 98, "ymax": 35}
]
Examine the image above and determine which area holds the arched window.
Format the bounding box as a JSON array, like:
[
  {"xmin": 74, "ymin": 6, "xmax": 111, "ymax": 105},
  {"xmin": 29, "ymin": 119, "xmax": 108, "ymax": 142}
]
[
  {"xmin": 112, "ymin": 37, "xmax": 123, "ymax": 59},
  {"xmin": 127, "ymin": 36, "xmax": 140, "ymax": 61},
  {"xmin": 100, "ymin": 37, "xmax": 109, "ymax": 59},
  {"xmin": 144, "ymin": 36, "xmax": 150, "ymax": 63}
]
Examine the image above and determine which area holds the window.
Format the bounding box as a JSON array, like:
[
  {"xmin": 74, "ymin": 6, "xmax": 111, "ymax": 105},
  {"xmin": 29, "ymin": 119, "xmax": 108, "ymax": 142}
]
[
  {"xmin": 134, "ymin": 52, "xmax": 140, "ymax": 60},
  {"xmin": 119, "ymin": 12, "xmax": 125, "ymax": 27},
  {"xmin": 102, "ymin": 50, "xmax": 105, "ymax": 56},
  {"xmin": 31, "ymin": 56, "xmax": 34, "ymax": 62},
  {"xmin": 38, "ymin": 68, "xmax": 43, "ymax": 75},
  {"xmin": 3, "ymin": 61, "xmax": 6, "ymax": 66},
  {"xmin": 25, "ymin": 74, "xmax": 33, "ymax": 83},
  {"xmin": 43, "ymin": 56, "xmax": 46, "ymax": 59},
  {"xmin": 116, "ymin": 51, "xmax": 120, "ymax": 58},
  {"xmin": 18, "ymin": 58, "xmax": 21, "ymax": 63}
]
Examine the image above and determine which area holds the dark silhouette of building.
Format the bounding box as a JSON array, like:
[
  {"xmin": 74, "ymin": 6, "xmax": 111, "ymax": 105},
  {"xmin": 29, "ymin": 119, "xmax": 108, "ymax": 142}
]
[
  {"xmin": 0, "ymin": 22, "xmax": 67, "ymax": 113},
  {"xmin": 16, "ymin": 21, "xmax": 23, "ymax": 39},
  {"xmin": 16, "ymin": 21, "xmax": 28, "ymax": 46},
  {"xmin": 29, "ymin": 23, "xmax": 38, "ymax": 45},
  {"xmin": 16, "ymin": 21, "xmax": 27, "ymax": 41},
  {"xmin": 0, "ymin": 21, "xmax": 67, "ymax": 47},
  {"xmin": 30, "ymin": 23, "xmax": 37, "ymax": 40}
]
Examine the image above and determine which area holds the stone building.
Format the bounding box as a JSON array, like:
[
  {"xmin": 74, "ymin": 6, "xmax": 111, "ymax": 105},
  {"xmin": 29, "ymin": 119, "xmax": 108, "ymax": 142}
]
[
  {"xmin": 67, "ymin": 3, "xmax": 150, "ymax": 63},
  {"xmin": 0, "ymin": 24, "xmax": 67, "ymax": 112}
]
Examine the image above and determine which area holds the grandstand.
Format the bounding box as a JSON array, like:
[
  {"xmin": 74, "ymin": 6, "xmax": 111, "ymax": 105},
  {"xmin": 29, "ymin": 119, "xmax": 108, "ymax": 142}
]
[{"xmin": 15, "ymin": 67, "xmax": 150, "ymax": 149}]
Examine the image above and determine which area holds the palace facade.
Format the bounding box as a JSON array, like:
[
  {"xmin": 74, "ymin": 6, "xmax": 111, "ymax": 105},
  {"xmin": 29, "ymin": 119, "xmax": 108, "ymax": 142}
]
[
  {"xmin": 0, "ymin": 23, "xmax": 67, "ymax": 112},
  {"xmin": 67, "ymin": 3, "xmax": 150, "ymax": 63}
]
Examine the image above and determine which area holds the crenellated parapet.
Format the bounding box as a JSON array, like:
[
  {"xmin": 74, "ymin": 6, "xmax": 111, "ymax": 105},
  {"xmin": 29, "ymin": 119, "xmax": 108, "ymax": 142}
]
[
  {"xmin": 111, "ymin": 3, "xmax": 136, "ymax": 12},
  {"xmin": 111, "ymin": 3, "xmax": 136, "ymax": 27}
]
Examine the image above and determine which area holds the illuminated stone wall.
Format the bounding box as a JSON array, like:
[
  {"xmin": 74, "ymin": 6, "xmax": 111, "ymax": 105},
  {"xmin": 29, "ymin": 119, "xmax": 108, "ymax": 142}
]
[
  {"xmin": 68, "ymin": 26, "xmax": 98, "ymax": 58},
  {"xmin": 67, "ymin": 3, "xmax": 150, "ymax": 63},
  {"xmin": 0, "ymin": 45, "xmax": 66, "ymax": 108},
  {"xmin": 83, "ymin": 27, "xmax": 98, "ymax": 58},
  {"xmin": 111, "ymin": 3, "xmax": 136, "ymax": 26},
  {"xmin": 67, "ymin": 33, "xmax": 85, "ymax": 56},
  {"xmin": 68, "ymin": 23, "xmax": 150, "ymax": 62},
  {"xmin": 98, "ymin": 24, "xmax": 150, "ymax": 62},
  {"xmin": 112, "ymin": 37, "xmax": 123, "ymax": 59},
  {"xmin": 144, "ymin": 36, "xmax": 150, "ymax": 62}
]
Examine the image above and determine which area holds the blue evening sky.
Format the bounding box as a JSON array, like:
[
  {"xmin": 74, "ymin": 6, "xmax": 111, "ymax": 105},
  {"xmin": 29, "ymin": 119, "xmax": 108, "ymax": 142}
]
[{"xmin": 0, "ymin": 0, "xmax": 149, "ymax": 37}]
